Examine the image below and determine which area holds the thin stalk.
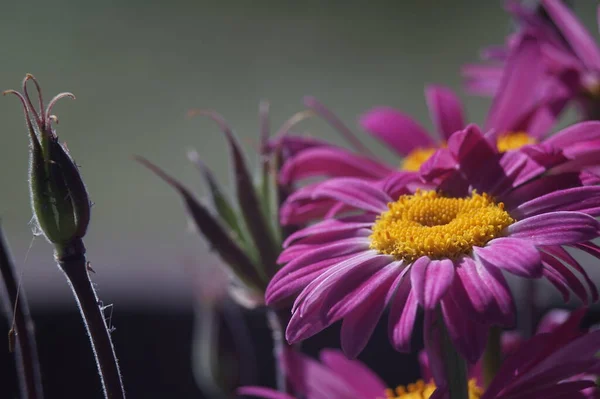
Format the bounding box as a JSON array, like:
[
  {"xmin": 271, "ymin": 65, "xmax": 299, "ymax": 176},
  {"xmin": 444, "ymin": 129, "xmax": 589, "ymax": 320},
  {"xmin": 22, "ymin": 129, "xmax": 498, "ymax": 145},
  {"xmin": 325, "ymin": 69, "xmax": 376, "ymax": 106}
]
[
  {"xmin": 56, "ymin": 239, "xmax": 125, "ymax": 399},
  {"xmin": 482, "ymin": 326, "xmax": 502, "ymax": 388},
  {"xmin": 0, "ymin": 226, "xmax": 43, "ymax": 399},
  {"xmin": 440, "ymin": 317, "xmax": 469, "ymax": 399},
  {"xmin": 267, "ymin": 309, "xmax": 294, "ymax": 394}
]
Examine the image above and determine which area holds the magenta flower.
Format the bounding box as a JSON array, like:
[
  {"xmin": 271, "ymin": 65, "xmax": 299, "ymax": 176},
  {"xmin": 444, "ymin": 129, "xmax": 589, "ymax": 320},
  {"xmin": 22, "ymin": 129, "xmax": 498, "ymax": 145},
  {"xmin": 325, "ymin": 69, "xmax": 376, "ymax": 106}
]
[
  {"xmin": 274, "ymin": 89, "xmax": 464, "ymax": 225},
  {"xmin": 266, "ymin": 124, "xmax": 600, "ymax": 363},
  {"xmin": 239, "ymin": 349, "xmax": 390, "ymax": 399},
  {"xmin": 419, "ymin": 309, "xmax": 600, "ymax": 398},
  {"xmin": 465, "ymin": 0, "xmax": 600, "ymax": 120},
  {"xmin": 240, "ymin": 311, "xmax": 600, "ymax": 399},
  {"xmin": 281, "ymin": 32, "xmax": 599, "ymax": 226}
]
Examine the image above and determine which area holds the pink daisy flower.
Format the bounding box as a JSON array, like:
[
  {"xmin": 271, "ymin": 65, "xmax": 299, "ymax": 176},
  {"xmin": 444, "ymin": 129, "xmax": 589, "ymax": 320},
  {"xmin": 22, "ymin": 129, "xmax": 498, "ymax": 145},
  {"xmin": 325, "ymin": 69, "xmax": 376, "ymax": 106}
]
[
  {"xmin": 465, "ymin": 0, "xmax": 600, "ymax": 119},
  {"xmin": 266, "ymin": 124, "xmax": 600, "ymax": 362},
  {"xmin": 281, "ymin": 32, "xmax": 600, "ymax": 226},
  {"xmin": 240, "ymin": 311, "xmax": 600, "ymax": 399}
]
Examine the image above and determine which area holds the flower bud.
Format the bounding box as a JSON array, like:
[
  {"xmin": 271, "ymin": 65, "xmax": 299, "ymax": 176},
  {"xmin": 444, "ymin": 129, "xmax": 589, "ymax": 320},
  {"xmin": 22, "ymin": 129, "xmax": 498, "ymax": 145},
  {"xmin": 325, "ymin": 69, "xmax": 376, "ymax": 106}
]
[{"xmin": 5, "ymin": 74, "xmax": 90, "ymax": 246}]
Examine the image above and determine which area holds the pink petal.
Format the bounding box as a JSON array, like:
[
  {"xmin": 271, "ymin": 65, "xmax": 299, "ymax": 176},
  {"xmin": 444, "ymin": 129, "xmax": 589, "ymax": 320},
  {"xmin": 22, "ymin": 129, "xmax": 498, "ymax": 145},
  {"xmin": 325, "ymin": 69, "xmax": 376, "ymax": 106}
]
[
  {"xmin": 455, "ymin": 256, "xmax": 515, "ymax": 326},
  {"xmin": 441, "ymin": 290, "xmax": 489, "ymax": 364},
  {"xmin": 485, "ymin": 34, "xmax": 545, "ymax": 135},
  {"xmin": 544, "ymin": 121, "xmax": 600, "ymax": 150},
  {"xmin": 266, "ymin": 254, "xmax": 353, "ymax": 306},
  {"xmin": 319, "ymin": 350, "xmax": 388, "ymax": 398},
  {"xmin": 474, "ymin": 238, "xmax": 542, "ymax": 278},
  {"xmin": 359, "ymin": 107, "xmax": 435, "ymax": 155},
  {"xmin": 410, "ymin": 257, "xmax": 455, "ymax": 310},
  {"xmin": 508, "ymin": 212, "xmax": 600, "ymax": 245},
  {"xmin": 388, "ymin": 276, "xmax": 418, "ymax": 352},
  {"xmin": 283, "ymin": 215, "xmax": 372, "ymax": 246},
  {"xmin": 311, "ymin": 178, "xmax": 392, "ymax": 214},
  {"xmin": 541, "ymin": 253, "xmax": 589, "ymax": 305},
  {"xmin": 340, "ymin": 271, "xmax": 397, "ymax": 358},
  {"xmin": 543, "ymin": 0, "xmax": 600, "ymax": 70},
  {"xmin": 425, "ymin": 85, "xmax": 466, "ymax": 140},
  {"xmin": 515, "ymin": 186, "xmax": 600, "ymax": 218},
  {"xmin": 278, "ymin": 147, "xmax": 393, "ymax": 184},
  {"xmin": 277, "ymin": 237, "xmax": 370, "ymax": 269}
]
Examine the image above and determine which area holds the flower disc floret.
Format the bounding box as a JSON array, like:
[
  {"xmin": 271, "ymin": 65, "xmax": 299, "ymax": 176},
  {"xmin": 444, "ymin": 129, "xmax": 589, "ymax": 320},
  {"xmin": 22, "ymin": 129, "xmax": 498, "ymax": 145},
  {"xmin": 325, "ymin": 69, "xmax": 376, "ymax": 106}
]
[
  {"xmin": 496, "ymin": 131, "xmax": 537, "ymax": 152},
  {"xmin": 402, "ymin": 147, "xmax": 439, "ymax": 171},
  {"xmin": 384, "ymin": 379, "xmax": 482, "ymax": 399},
  {"xmin": 370, "ymin": 190, "xmax": 514, "ymax": 262}
]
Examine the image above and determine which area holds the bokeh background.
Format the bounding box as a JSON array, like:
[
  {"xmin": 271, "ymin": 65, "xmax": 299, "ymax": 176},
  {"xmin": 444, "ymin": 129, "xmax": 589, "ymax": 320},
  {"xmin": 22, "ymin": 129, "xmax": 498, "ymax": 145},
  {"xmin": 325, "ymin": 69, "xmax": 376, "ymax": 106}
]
[{"xmin": 0, "ymin": 1, "xmax": 598, "ymax": 398}]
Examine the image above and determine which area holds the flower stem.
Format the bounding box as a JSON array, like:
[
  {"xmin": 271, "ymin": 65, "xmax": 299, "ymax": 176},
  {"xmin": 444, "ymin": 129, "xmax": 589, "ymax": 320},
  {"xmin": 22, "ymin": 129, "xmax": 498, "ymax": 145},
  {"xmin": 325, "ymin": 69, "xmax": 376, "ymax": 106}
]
[
  {"xmin": 0, "ymin": 226, "xmax": 44, "ymax": 399},
  {"xmin": 56, "ymin": 239, "xmax": 125, "ymax": 399},
  {"xmin": 267, "ymin": 308, "xmax": 293, "ymax": 394},
  {"xmin": 483, "ymin": 326, "xmax": 502, "ymax": 388},
  {"xmin": 440, "ymin": 318, "xmax": 469, "ymax": 399}
]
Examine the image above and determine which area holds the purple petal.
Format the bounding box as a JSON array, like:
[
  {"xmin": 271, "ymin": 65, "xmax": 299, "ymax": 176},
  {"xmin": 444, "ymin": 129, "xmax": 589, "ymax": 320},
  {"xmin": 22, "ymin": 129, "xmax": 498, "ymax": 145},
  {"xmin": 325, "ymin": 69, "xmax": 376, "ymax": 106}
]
[
  {"xmin": 544, "ymin": 121, "xmax": 600, "ymax": 150},
  {"xmin": 515, "ymin": 186, "xmax": 600, "ymax": 218},
  {"xmin": 321, "ymin": 261, "xmax": 401, "ymax": 323},
  {"xmin": 455, "ymin": 256, "xmax": 515, "ymax": 325},
  {"xmin": 266, "ymin": 254, "xmax": 353, "ymax": 306},
  {"xmin": 279, "ymin": 147, "xmax": 393, "ymax": 184},
  {"xmin": 508, "ymin": 211, "xmax": 600, "ymax": 245},
  {"xmin": 441, "ymin": 291, "xmax": 489, "ymax": 364},
  {"xmin": 282, "ymin": 349, "xmax": 358, "ymax": 399},
  {"xmin": 542, "ymin": 245, "xmax": 599, "ymax": 302},
  {"xmin": 543, "ymin": 0, "xmax": 600, "ymax": 70},
  {"xmin": 541, "ymin": 253, "xmax": 589, "ymax": 305},
  {"xmin": 425, "ymin": 85, "xmax": 465, "ymax": 140},
  {"xmin": 359, "ymin": 107, "xmax": 435, "ymax": 155},
  {"xmin": 283, "ymin": 217, "xmax": 373, "ymax": 248},
  {"xmin": 388, "ymin": 276, "xmax": 418, "ymax": 352},
  {"xmin": 311, "ymin": 178, "xmax": 392, "ymax": 214},
  {"xmin": 277, "ymin": 237, "xmax": 370, "ymax": 269},
  {"xmin": 410, "ymin": 257, "xmax": 455, "ymax": 310},
  {"xmin": 474, "ymin": 238, "xmax": 542, "ymax": 278},
  {"xmin": 340, "ymin": 269, "xmax": 398, "ymax": 358},
  {"xmin": 485, "ymin": 34, "xmax": 545, "ymax": 135},
  {"xmin": 461, "ymin": 64, "xmax": 503, "ymax": 96},
  {"xmin": 536, "ymin": 309, "xmax": 570, "ymax": 334},
  {"xmin": 319, "ymin": 350, "xmax": 388, "ymax": 398}
]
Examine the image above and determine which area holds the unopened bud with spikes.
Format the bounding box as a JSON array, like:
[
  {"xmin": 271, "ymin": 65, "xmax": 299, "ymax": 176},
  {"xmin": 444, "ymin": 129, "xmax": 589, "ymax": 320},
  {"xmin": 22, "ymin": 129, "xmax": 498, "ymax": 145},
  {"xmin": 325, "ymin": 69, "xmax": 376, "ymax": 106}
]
[{"xmin": 4, "ymin": 74, "xmax": 90, "ymax": 249}]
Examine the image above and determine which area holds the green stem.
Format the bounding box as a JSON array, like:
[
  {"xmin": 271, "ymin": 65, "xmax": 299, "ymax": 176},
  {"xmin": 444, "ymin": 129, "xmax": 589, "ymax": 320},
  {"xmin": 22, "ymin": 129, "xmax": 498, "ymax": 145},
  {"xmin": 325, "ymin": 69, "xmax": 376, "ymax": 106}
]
[
  {"xmin": 440, "ymin": 317, "xmax": 469, "ymax": 399},
  {"xmin": 56, "ymin": 239, "xmax": 126, "ymax": 399},
  {"xmin": 483, "ymin": 326, "xmax": 502, "ymax": 388}
]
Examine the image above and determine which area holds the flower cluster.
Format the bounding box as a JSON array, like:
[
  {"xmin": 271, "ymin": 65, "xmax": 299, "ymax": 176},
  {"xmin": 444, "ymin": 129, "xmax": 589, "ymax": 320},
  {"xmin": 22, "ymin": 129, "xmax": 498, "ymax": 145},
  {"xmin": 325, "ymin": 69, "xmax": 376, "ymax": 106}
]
[{"xmin": 235, "ymin": 1, "xmax": 600, "ymax": 399}]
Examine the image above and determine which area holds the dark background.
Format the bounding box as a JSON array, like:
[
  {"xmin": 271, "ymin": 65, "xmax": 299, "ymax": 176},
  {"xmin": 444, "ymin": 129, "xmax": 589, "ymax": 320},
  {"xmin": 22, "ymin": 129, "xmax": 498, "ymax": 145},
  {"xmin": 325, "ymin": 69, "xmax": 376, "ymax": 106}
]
[{"xmin": 0, "ymin": 1, "xmax": 599, "ymax": 398}]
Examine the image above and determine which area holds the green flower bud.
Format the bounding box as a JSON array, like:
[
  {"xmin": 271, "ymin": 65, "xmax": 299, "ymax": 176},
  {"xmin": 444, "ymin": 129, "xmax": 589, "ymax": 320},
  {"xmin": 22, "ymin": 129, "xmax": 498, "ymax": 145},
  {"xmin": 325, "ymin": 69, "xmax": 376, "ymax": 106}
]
[{"xmin": 5, "ymin": 74, "xmax": 90, "ymax": 246}]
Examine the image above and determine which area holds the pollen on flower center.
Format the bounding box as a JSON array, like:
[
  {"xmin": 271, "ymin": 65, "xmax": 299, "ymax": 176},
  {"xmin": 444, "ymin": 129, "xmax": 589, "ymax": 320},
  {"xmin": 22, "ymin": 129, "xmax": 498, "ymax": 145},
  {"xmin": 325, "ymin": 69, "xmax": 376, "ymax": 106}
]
[
  {"xmin": 496, "ymin": 132, "xmax": 537, "ymax": 152},
  {"xmin": 369, "ymin": 190, "xmax": 514, "ymax": 262},
  {"xmin": 384, "ymin": 379, "xmax": 482, "ymax": 399},
  {"xmin": 401, "ymin": 147, "xmax": 439, "ymax": 171}
]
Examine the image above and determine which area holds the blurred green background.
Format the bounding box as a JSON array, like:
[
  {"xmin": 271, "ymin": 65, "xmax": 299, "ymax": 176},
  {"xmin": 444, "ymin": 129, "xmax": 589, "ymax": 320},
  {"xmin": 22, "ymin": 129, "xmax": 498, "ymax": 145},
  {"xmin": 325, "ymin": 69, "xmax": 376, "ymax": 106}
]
[{"xmin": 0, "ymin": 0, "xmax": 597, "ymax": 309}]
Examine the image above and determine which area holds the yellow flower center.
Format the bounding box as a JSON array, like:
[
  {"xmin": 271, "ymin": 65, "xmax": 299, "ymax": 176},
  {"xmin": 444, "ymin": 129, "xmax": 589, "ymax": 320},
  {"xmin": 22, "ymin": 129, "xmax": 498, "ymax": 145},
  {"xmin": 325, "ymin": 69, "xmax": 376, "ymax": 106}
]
[
  {"xmin": 401, "ymin": 147, "xmax": 438, "ymax": 171},
  {"xmin": 496, "ymin": 132, "xmax": 537, "ymax": 152},
  {"xmin": 369, "ymin": 190, "xmax": 514, "ymax": 262},
  {"xmin": 384, "ymin": 379, "xmax": 482, "ymax": 399}
]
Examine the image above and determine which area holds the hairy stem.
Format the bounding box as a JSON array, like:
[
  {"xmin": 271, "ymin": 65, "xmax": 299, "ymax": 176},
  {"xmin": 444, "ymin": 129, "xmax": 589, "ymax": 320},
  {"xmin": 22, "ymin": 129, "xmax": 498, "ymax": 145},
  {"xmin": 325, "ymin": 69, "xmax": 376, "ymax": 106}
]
[
  {"xmin": 56, "ymin": 239, "xmax": 125, "ymax": 399},
  {"xmin": 0, "ymin": 226, "xmax": 43, "ymax": 399}
]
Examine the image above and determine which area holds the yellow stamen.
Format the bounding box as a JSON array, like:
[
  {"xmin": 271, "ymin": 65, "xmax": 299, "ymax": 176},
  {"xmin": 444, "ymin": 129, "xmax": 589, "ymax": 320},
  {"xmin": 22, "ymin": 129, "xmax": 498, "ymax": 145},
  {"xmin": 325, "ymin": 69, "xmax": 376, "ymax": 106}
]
[
  {"xmin": 402, "ymin": 147, "xmax": 439, "ymax": 171},
  {"xmin": 384, "ymin": 379, "xmax": 483, "ymax": 399},
  {"xmin": 496, "ymin": 132, "xmax": 537, "ymax": 153},
  {"xmin": 370, "ymin": 190, "xmax": 514, "ymax": 262}
]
